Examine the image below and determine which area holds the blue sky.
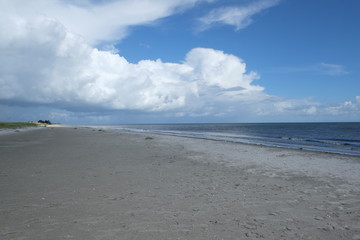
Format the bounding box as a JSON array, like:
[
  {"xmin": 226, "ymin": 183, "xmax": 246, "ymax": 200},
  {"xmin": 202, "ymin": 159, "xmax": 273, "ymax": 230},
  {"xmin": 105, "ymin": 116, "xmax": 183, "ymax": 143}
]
[{"xmin": 0, "ymin": 0, "xmax": 359, "ymax": 123}]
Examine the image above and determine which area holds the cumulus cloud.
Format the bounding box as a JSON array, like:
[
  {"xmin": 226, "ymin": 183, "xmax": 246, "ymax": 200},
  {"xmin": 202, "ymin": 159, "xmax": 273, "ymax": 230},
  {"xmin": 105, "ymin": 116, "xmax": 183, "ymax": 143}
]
[
  {"xmin": 198, "ymin": 0, "xmax": 280, "ymax": 31},
  {"xmin": 0, "ymin": 11, "xmax": 264, "ymax": 116}
]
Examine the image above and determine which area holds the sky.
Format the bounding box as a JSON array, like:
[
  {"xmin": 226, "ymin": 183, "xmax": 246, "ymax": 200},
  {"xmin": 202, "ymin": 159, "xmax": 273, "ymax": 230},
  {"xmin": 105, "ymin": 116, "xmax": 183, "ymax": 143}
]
[{"xmin": 0, "ymin": 0, "xmax": 359, "ymax": 124}]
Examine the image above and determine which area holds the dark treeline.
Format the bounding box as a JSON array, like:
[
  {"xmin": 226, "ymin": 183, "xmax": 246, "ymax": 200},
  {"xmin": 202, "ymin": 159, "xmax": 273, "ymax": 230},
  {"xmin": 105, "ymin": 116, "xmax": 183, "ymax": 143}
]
[{"xmin": 38, "ymin": 120, "xmax": 52, "ymax": 124}]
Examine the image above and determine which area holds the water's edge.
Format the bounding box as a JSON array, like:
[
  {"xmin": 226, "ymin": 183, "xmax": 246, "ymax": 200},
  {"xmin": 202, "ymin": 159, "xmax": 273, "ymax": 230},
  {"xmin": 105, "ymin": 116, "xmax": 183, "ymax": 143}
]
[{"xmin": 85, "ymin": 123, "xmax": 360, "ymax": 157}]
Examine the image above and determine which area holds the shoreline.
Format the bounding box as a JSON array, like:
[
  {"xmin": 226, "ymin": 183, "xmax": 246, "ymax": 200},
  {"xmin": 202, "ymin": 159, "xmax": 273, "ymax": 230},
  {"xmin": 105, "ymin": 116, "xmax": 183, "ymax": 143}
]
[
  {"xmin": 123, "ymin": 129, "xmax": 360, "ymax": 157},
  {"xmin": 1, "ymin": 126, "xmax": 359, "ymax": 239},
  {"xmin": 84, "ymin": 125, "xmax": 360, "ymax": 184},
  {"xmin": 84, "ymin": 124, "xmax": 360, "ymax": 157},
  {"xmin": 146, "ymin": 131, "xmax": 360, "ymax": 184}
]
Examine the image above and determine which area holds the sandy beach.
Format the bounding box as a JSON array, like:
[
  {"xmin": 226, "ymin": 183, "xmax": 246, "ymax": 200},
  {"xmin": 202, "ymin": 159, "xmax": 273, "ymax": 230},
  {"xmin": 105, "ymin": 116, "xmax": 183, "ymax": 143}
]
[{"xmin": 1, "ymin": 126, "xmax": 359, "ymax": 240}]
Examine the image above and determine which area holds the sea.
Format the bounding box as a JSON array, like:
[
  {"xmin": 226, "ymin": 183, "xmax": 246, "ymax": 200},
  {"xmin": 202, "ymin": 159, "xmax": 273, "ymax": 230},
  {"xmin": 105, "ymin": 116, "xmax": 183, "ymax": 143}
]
[{"xmin": 99, "ymin": 122, "xmax": 360, "ymax": 157}]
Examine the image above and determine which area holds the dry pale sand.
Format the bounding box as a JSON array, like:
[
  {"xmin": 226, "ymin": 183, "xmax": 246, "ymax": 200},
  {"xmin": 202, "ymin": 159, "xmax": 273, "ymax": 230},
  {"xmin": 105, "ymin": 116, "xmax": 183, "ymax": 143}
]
[{"xmin": 0, "ymin": 126, "xmax": 359, "ymax": 240}]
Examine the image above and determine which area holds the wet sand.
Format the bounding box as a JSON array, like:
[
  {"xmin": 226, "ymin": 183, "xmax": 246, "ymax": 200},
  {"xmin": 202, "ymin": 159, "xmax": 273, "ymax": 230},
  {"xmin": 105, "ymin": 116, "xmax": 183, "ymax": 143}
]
[{"xmin": 0, "ymin": 126, "xmax": 359, "ymax": 239}]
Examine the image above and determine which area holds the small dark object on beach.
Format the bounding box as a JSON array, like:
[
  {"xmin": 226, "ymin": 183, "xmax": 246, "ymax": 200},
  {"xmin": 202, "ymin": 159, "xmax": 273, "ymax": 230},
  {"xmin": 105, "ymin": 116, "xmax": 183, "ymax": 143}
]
[{"xmin": 145, "ymin": 137, "xmax": 154, "ymax": 140}]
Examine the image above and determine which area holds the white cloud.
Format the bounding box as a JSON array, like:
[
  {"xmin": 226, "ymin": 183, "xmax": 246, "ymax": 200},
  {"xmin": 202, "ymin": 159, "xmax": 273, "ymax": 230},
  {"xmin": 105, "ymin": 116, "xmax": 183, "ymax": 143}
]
[
  {"xmin": 319, "ymin": 63, "xmax": 349, "ymax": 76},
  {"xmin": 304, "ymin": 106, "xmax": 317, "ymax": 115},
  {"xmin": 325, "ymin": 97, "xmax": 360, "ymax": 116},
  {"xmin": 0, "ymin": 0, "xmax": 207, "ymax": 45},
  {"xmin": 274, "ymin": 62, "xmax": 349, "ymax": 76},
  {"xmin": 0, "ymin": 12, "xmax": 264, "ymax": 116},
  {"xmin": 185, "ymin": 48, "xmax": 262, "ymax": 90},
  {"xmin": 250, "ymin": 97, "xmax": 321, "ymax": 118},
  {"xmin": 198, "ymin": 0, "xmax": 280, "ymax": 31}
]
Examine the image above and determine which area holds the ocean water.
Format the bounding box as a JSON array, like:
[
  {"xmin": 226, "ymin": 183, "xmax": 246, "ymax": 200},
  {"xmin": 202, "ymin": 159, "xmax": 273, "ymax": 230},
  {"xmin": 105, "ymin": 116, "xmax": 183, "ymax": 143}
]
[{"xmin": 103, "ymin": 123, "xmax": 360, "ymax": 157}]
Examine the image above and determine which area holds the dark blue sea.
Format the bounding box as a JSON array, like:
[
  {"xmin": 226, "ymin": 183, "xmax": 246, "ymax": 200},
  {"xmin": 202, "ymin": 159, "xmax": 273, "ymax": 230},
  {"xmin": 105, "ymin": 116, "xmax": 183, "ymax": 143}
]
[{"xmin": 102, "ymin": 123, "xmax": 360, "ymax": 157}]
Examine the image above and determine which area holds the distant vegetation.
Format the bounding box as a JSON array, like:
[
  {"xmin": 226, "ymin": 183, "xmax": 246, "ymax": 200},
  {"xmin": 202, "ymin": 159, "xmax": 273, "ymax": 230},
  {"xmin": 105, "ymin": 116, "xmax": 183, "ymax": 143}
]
[
  {"xmin": 0, "ymin": 120, "xmax": 53, "ymax": 129},
  {"xmin": 0, "ymin": 122, "xmax": 40, "ymax": 129},
  {"xmin": 38, "ymin": 120, "xmax": 52, "ymax": 124}
]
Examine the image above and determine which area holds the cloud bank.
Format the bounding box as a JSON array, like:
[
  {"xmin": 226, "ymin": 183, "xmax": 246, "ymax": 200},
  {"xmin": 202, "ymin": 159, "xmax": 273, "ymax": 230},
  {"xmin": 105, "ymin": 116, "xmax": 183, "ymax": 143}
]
[{"xmin": 0, "ymin": 10, "xmax": 265, "ymax": 116}]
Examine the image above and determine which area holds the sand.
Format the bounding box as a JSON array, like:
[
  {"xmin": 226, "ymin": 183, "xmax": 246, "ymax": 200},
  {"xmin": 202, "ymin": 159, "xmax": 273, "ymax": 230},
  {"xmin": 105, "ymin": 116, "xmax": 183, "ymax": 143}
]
[{"xmin": 0, "ymin": 126, "xmax": 359, "ymax": 240}]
